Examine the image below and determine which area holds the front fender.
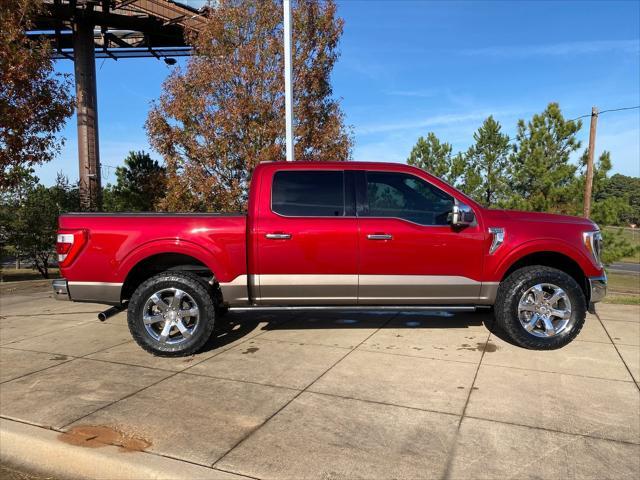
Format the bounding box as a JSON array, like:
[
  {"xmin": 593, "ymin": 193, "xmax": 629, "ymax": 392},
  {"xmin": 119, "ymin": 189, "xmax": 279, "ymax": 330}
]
[{"xmin": 489, "ymin": 238, "xmax": 600, "ymax": 281}]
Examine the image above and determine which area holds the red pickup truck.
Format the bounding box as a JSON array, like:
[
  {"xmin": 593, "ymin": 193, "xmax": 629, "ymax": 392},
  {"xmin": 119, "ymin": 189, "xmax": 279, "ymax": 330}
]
[{"xmin": 53, "ymin": 161, "xmax": 606, "ymax": 356}]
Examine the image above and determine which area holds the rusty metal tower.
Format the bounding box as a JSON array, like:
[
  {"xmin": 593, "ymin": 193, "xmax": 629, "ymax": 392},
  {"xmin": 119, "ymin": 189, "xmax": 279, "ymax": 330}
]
[{"xmin": 26, "ymin": 0, "xmax": 205, "ymax": 210}]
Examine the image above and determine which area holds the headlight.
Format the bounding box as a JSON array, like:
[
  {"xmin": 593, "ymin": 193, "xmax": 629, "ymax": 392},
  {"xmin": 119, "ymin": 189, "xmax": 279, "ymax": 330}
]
[{"xmin": 583, "ymin": 230, "xmax": 603, "ymax": 267}]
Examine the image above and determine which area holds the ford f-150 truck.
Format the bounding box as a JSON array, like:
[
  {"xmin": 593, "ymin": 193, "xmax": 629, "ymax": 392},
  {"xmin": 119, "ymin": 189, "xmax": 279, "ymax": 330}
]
[{"xmin": 53, "ymin": 161, "xmax": 607, "ymax": 356}]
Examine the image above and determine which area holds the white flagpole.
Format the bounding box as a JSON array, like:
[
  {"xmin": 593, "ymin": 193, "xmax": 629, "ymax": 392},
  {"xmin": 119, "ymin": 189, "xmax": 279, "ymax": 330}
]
[{"xmin": 283, "ymin": 0, "xmax": 295, "ymax": 161}]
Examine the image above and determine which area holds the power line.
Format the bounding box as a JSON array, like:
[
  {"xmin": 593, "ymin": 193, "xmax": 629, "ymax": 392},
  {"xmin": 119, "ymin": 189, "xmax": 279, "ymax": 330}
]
[{"xmin": 568, "ymin": 105, "xmax": 639, "ymax": 122}]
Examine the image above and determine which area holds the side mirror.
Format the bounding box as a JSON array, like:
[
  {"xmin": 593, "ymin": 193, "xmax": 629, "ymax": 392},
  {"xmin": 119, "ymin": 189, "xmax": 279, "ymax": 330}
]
[{"xmin": 450, "ymin": 203, "xmax": 475, "ymax": 227}]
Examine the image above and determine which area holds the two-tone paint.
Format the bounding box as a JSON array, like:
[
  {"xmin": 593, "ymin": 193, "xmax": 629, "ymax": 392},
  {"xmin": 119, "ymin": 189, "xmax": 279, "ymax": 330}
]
[{"xmin": 56, "ymin": 161, "xmax": 606, "ymax": 308}]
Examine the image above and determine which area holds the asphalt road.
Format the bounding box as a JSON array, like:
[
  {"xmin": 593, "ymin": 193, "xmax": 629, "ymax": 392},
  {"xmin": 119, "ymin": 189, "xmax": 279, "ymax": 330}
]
[{"xmin": 610, "ymin": 262, "xmax": 640, "ymax": 274}]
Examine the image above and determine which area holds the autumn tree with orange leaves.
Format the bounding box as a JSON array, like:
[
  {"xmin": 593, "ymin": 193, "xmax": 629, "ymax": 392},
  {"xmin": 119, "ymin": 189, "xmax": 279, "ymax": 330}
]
[
  {"xmin": 147, "ymin": 0, "xmax": 352, "ymax": 212},
  {"xmin": 0, "ymin": 0, "xmax": 75, "ymax": 189}
]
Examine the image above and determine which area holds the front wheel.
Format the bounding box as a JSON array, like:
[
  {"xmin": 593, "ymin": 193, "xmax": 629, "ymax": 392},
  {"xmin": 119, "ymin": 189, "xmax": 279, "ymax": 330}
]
[
  {"xmin": 494, "ymin": 266, "xmax": 586, "ymax": 350},
  {"xmin": 127, "ymin": 272, "xmax": 216, "ymax": 356}
]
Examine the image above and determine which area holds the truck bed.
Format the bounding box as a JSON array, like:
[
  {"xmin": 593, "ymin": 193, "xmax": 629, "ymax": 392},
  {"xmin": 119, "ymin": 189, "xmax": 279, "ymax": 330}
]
[{"xmin": 58, "ymin": 212, "xmax": 248, "ymax": 303}]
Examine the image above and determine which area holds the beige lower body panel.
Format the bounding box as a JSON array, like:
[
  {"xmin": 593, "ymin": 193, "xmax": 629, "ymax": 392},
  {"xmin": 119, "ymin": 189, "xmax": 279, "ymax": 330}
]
[
  {"xmin": 219, "ymin": 275, "xmax": 251, "ymax": 306},
  {"xmin": 67, "ymin": 282, "xmax": 122, "ymax": 304},
  {"xmin": 358, "ymin": 275, "xmax": 483, "ymax": 305},
  {"xmin": 478, "ymin": 282, "xmax": 500, "ymax": 305},
  {"xmin": 256, "ymin": 274, "xmax": 358, "ymax": 305},
  {"xmin": 220, "ymin": 274, "xmax": 499, "ymax": 306}
]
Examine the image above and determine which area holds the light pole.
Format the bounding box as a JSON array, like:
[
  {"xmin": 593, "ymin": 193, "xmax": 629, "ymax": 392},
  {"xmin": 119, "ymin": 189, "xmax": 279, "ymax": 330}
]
[{"xmin": 283, "ymin": 0, "xmax": 295, "ymax": 161}]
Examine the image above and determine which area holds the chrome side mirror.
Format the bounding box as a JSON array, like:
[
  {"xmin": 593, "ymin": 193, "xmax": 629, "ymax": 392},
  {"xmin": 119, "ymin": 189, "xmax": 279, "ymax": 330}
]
[{"xmin": 450, "ymin": 203, "xmax": 475, "ymax": 227}]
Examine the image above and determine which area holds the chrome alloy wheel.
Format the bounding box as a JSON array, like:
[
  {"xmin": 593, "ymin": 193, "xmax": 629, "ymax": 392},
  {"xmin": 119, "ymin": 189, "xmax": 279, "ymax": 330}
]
[
  {"xmin": 517, "ymin": 283, "xmax": 573, "ymax": 338},
  {"xmin": 142, "ymin": 288, "xmax": 200, "ymax": 344}
]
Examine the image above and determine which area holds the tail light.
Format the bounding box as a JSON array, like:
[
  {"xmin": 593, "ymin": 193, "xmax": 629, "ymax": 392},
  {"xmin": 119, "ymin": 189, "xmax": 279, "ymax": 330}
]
[{"xmin": 56, "ymin": 229, "xmax": 87, "ymax": 267}]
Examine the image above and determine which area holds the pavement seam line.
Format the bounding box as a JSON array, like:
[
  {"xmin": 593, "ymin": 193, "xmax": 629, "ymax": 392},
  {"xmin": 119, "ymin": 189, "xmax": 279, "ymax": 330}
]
[
  {"xmin": 210, "ymin": 311, "xmax": 399, "ymax": 471},
  {"xmin": 595, "ymin": 309, "xmax": 640, "ymax": 390},
  {"xmin": 0, "ymin": 319, "xmax": 124, "ymax": 347},
  {"xmin": 56, "ymin": 311, "xmax": 307, "ymax": 430},
  {"xmin": 462, "ymin": 414, "xmax": 640, "ymax": 446},
  {"xmin": 0, "ymin": 337, "xmax": 136, "ymax": 385},
  {"xmin": 181, "ymin": 369, "xmax": 302, "ymax": 392},
  {"xmin": 303, "ymin": 390, "xmax": 462, "ymax": 418},
  {"xmin": 248, "ymin": 335, "xmax": 354, "ymax": 350},
  {"xmin": 355, "ymin": 345, "xmax": 482, "ymax": 364},
  {"xmin": 456, "ymin": 328, "xmax": 492, "ymax": 429},
  {"xmin": 476, "ymin": 361, "xmax": 636, "ymax": 383},
  {"xmin": 213, "ymin": 466, "xmax": 262, "ymax": 480},
  {"xmin": 0, "ymin": 357, "xmax": 76, "ymax": 385}
]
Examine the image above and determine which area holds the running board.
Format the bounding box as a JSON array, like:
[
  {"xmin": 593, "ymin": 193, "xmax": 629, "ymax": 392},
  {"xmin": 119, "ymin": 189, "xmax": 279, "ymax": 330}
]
[{"xmin": 228, "ymin": 305, "xmax": 478, "ymax": 312}]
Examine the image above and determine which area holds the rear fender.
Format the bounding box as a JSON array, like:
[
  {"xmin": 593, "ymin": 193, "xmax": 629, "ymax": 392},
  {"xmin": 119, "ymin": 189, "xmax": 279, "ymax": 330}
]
[{"xmin": 118, "ymin": 239, "xmax": 230, "ymax": 282}]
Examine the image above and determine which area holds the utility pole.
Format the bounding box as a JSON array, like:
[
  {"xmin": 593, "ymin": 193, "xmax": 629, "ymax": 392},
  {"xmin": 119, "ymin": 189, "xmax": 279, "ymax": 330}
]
[
  {"xmin": 583, "ymin": 106, "xmax": 598, "ymax": 218},
  {"xmin": 283, "ymin": 0, "xmax": 295, "ymax": 161},
  {"xmin": 73, "ymin": 14, "xmax": 102, "ymax": 211}
]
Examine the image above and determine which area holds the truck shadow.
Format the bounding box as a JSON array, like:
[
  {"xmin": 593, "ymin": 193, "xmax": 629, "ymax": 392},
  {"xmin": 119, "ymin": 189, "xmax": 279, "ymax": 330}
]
[{"xmin": 201, "ymin": 309, "xmax": 511, "ymax": 353}]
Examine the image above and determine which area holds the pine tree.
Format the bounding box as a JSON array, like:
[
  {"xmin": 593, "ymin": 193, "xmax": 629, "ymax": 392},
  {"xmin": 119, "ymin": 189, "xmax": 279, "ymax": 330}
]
[
  {"xmin": 102, "ymin": 151, "xmax": 166, "ymax": 212},
  {"xmin": 407, "ymin": 132, "xmax": 465, "ymax": 187},
  {"xmin": 509, "ymin": 103, "xmax": 582, "ymax": 212},
  {"xmin": 571, "ymin": 150, "xmax": 633, "ymax": 226},
  {"xmin": 463, "ymin": 116, "xmax": 511, "ymax": 207}
]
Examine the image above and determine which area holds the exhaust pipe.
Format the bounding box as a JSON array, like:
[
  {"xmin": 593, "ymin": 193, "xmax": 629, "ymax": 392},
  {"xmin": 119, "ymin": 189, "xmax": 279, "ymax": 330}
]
[{"xmin": 98, "ymin": 305, "xmax": 125, "ymax": 322}]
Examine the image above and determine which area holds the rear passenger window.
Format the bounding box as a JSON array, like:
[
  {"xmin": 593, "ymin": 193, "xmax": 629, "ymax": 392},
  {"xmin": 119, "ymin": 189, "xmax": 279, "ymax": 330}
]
[{"xmin": 272, "ymin": 171, "xmax": 345, "ymax": 217}]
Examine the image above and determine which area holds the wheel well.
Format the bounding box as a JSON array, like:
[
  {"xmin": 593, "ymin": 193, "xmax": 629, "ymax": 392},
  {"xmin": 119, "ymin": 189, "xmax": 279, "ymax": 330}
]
[
  {"xmin": 502, "ymin": 251, "xmax": 589, "ymax": 299},
  {"xmin": 121, "ymin": 253, "xmax": 219, "ymax": 303}
]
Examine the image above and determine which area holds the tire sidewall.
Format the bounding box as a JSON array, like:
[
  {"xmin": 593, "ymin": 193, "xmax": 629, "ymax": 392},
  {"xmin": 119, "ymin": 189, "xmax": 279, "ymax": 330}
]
[
  {"xmin": 499, "ymin": 267, "xmax": 586, "ymax": 349},
  {"xmin": 128, "ymin": 273, "xmax": 216, "ymax": 356}
]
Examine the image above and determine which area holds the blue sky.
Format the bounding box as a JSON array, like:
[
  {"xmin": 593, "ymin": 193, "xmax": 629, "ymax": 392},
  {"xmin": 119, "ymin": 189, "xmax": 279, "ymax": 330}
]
[{"xmin": 37, "ymin": 0, "xmax": 640, "ymax": 185}]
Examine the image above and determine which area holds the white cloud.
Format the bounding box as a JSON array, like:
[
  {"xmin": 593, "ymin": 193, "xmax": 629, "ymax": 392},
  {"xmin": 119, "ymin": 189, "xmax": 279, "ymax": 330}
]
[
  {"xmin": 460, "ymin": 39, "xmax": 639, "ymax": 57},
  {"xmin": 356, "ymin": 109, "xmax": 519, "ymax": 135},
  {"xmin": 386, "ymin": 89, "xmax": 439, "ymax": 98}
]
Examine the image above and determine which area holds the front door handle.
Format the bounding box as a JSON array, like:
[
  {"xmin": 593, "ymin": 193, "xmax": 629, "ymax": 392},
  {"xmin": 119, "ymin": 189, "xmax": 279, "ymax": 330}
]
[
  {"xmin": 367, "ymin": 233, "xmax": 393, "ymax": 240},
  {"xmin": 265, "ymin": 233, "xmax": 292, "ymax": 240}
]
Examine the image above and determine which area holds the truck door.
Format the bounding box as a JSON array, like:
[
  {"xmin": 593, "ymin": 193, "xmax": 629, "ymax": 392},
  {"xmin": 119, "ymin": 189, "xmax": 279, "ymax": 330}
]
[
  {"xmin": 254, "ymin": 169, "xmax": 359, "ymax": 305},
  {"xmin": 356, "ymin": 170, "xmax": 485, "ymax": 305}
]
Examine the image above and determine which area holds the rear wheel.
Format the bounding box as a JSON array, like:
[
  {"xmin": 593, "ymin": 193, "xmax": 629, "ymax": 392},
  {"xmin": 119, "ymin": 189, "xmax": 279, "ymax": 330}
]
[
  {"xmin": 127, "ymin": 272, "xmax": 216, "ymax": 356},
  {"xmin": 495, "ymin": 266, "xmax": 586, "ymax": 350}
]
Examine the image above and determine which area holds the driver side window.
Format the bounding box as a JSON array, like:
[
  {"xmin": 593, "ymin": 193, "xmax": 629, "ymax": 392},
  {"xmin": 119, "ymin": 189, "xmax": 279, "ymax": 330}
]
[{"xmin": 365, "ymin": 172, "xmax": 454, "ymax": 225}]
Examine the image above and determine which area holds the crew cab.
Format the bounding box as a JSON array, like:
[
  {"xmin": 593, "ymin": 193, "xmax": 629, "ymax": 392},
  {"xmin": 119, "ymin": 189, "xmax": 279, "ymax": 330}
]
[{"xmin": 53, "ymin": 161, "xmax": 607, "ymax": 356}]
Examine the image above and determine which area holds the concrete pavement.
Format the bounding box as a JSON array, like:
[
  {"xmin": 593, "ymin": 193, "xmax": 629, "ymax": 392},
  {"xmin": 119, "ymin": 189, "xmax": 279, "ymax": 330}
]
[{"xmin": 1, "ymin": 285, "xmax": 639, "ymax": 479}]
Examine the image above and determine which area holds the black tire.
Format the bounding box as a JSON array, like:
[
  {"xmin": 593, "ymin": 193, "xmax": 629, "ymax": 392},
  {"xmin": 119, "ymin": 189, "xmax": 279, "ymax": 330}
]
[
  {"xmin": 495, "ymin": 266, "xmax": 586, "ymax": 350},
  {"xmin": 127, "ymin": 271, "xmax": 216, "ymax": 356}
]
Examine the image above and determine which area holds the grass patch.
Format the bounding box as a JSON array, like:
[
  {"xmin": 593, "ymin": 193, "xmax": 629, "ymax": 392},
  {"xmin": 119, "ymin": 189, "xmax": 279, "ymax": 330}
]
[
  {"xmin": 603, "ymin": 295, "xmax": 640, "ymax": 305},
  {"xmin": 607, "ymin": 271, "xmax": 640, "ymax": 294},
  {"xmin": 604, "ymin": 226, "xmax": 640, "ymax": 263},
  {"xmin": 0, "ymin": 268, "xmax": 60, "ymax": 282}
]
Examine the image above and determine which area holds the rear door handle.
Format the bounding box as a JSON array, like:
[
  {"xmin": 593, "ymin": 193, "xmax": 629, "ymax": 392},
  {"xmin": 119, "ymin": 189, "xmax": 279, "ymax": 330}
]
[
  {"xmin": 367, "ymin": 233, "xmax": 393, "ymax": 240},
  {"xmin": 265, "ymin": 233, "xmax": 292, "ymax": 240}
]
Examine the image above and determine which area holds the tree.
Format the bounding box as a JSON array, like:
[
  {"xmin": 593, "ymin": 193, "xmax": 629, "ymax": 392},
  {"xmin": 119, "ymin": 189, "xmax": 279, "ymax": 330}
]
[
  {"xmin": 508, "ymin": 103, "xmax": 582, "ymax": 212},
  {"xmin": 463, "ymin": 116, "xmax": 511, "ymax": 207},
  {"xmin": 407, "ymin": 132, "xmax": 465, "ymax": 187},
  {"xmin": 103, "ymin": 151, "xmax": 166, "ymax": 212},
  {"xmin": 1, "ymin": 174, "xmax": 79, "ymax": 278},
  {"xmin": 599, "ymin": 174, "xmax": 640, "ymax": 225},
  {"xmin": 600, "ymin": 229, "xmax": 639, "ymax": 266},
  {"xmin": 0, "ymin": 0, "xmax": 75, "ymax": 189},
  {"xmin": 147, "ymin": 0, "xmax": 352, "ymax": 212},
  {"xmin": 569, "ymin": 150, "xmax": 632, "ymax": 226}
]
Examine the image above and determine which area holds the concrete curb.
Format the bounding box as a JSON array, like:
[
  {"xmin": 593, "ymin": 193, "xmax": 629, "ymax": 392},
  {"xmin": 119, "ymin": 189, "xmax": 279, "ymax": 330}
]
[{"xmin": 0, "ymin": 418, "xmax": 247, "ymax": 480}]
